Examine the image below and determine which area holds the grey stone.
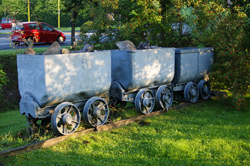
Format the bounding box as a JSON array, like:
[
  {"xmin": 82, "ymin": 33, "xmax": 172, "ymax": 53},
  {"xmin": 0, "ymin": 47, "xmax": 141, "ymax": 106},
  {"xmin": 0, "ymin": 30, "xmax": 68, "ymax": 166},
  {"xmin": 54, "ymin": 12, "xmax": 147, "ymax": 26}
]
[
  {"xmin": 25, "ymin": 48, "xmax": 36, "ymax": 55},
  {"xmin": 115, "ymin": 40, "xmax": 136, "ymax": 50},
  {"xmin": 61, "ymin": 48, "xmax": 70, "ymax": 54},
  {"xmin": 43, "ymin": 42, "xmax": 61, "ymax": 55},
  {"xmin": 137, "ymin": 41, "xmax": 150, "ymax": 49},
  {"xmin": 78, "ymin": 44, "xmax": 94, "ymax": 52},
  {"xmin": 137, "ymin": 42, "xmax": 144, "ymax": 49}
]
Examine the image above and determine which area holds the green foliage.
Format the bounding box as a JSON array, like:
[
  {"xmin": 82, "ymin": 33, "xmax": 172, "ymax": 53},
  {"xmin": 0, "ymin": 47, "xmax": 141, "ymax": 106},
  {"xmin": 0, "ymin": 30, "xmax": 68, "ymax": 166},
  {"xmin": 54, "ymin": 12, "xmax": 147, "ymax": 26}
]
[
  {"xmin": 209, "ymin": 11, "xmax": 250, "ymax": 110},
  {"xmin": 78, "ymin": 0, "xmax": 250, "ymax": 110},
  {"xmin": 0, "ymin": 47, "xmax": 70, "ymax": 112},
  {"xmin": 0, "ymin": 0, "xmax": 88, "ymax": 27},
  {"xmin": 178, "ymin": 2, "xmax": 250, "ymax": 110},
  {"xmin": 0, "ymin": 64, "xmax": 7, "ymax": 92},
  {"xmin": 80, "ymin": 0, "xmax": 165, "ymax": 48},
  {"xmin": 0, "ymin": 1, "xmax": 249, "ymax": 111}
]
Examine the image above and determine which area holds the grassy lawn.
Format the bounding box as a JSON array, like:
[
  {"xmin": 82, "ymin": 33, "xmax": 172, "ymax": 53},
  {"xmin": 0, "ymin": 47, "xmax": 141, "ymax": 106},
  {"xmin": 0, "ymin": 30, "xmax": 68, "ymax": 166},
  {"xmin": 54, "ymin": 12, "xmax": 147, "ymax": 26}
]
[
  {"xmin": 0, "ymin": 97, "xmax": 250, "ymax": 166},
  {"xmin": 0, "ymin": 32, "xmax": 11, "ymax": 35},
  {"xmin": 0, "ymin": 47, "xmax": 49, "ymax": 56},
  {"xmin": 0, "ymin": 46, "xmax": 71, "ymax": 56}
]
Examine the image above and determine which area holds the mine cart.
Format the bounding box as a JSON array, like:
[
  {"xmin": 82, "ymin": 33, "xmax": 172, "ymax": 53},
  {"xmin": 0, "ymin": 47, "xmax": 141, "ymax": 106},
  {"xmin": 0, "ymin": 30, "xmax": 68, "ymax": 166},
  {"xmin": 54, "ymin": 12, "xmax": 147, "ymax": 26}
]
[
  {"xmin": 173, "ymin": 47, "xmax": 214, "ymax": 103},
  {"xmin": 17, "ymin": 51, "xmax": 111, "ymax": 135},
  {"xmin": 109, "ymin": 48, "xmax": 175, "ymax": 113}
]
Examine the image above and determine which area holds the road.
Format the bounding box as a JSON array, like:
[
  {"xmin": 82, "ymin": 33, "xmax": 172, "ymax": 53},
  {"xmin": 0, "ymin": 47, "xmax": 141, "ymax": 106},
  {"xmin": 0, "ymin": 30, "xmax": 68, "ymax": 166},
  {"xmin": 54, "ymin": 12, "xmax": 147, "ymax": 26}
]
[{"xmin": 0, "ymin": 29, "xmax": 79, "ymax": 50}]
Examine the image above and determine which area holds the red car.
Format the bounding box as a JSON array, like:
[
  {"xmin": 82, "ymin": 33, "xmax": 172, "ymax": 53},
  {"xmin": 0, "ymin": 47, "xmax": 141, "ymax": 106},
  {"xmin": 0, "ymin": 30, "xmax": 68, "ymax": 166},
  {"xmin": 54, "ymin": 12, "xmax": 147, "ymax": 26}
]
[
  {"xmin": 0, "ymin": 17, "xmax": 15, "ymax": 29},
  {"xmin": 11, "ymin": 22, "xmax": 66, "ymax": 45}
]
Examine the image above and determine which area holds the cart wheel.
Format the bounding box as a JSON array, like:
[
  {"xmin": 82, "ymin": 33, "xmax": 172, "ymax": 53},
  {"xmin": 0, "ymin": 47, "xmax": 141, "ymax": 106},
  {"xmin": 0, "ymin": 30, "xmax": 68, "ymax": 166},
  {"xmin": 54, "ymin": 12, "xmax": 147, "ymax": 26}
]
[
  {"xmin": 155, "ymin": 85, "xmax": 173, "ymax": 111},
  {"xmin": 135, "ymin": 89, "xmax": 155, "ymax": 114},
  {"xmin": 198, "ymin": 80, "xmax": 211, "ymax": 100},
  {"xmin": 83, "ymin": 97, "xmax": 109, "ymax": 127},
  {"xmin": 51, "ymin": 102, "xmax": 81, "ymax": 135},
  {"xmin": 184, "ymin": 82, "xmax": 199, "ymax": 103}
]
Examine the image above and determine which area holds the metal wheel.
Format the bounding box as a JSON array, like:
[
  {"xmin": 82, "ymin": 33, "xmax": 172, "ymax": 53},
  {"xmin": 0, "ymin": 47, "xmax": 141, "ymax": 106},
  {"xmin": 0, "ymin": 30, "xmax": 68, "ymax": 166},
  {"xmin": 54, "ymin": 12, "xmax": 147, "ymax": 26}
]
[
  {"xmin": 57, "ymin": 36, "xmax": 64, "ymax": 44},
  {"xmin": 198, "ymin": 80, "xmax": 211, "ymax": 99},
  {"xmin": 135, "ymin": 89, "xmax": 155, "ymax": 114},
  {"xmin": 184, "ymin": 82, "xmax": 199, "ymax": 103},
  {"xmin": 51, "ymin": 102, "xmax": 81, "ymax": 135},
  {"xmin": 83, "ymin": 97, "xmax": 109, "ymax": 127},
  {"xmin": 155, "ymin": 85, "xmax": 173, "ymax": 111}
]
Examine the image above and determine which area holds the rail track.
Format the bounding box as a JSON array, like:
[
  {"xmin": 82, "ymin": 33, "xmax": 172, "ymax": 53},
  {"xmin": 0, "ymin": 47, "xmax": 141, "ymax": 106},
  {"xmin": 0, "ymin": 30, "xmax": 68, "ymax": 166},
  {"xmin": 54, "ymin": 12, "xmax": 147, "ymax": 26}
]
[{"xmin": 0, "ymin": 101, "xmax": 204, "ymax": 157}]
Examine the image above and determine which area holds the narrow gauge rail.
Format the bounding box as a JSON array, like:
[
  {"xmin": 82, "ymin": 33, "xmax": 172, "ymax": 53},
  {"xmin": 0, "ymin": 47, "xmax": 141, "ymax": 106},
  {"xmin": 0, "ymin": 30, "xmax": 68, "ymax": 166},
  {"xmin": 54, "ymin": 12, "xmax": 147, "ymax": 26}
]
[{"xmin": 0, "ymin": 101, "xmax": 204, "ymax": 157}]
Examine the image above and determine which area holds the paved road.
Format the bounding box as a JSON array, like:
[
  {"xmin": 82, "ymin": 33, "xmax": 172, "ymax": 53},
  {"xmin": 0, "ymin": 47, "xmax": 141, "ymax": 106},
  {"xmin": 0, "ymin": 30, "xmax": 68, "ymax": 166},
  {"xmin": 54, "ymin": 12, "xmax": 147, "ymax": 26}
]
[{"xmin": 0, "ymin": 29, "xmax": 79, "ymax": 50}]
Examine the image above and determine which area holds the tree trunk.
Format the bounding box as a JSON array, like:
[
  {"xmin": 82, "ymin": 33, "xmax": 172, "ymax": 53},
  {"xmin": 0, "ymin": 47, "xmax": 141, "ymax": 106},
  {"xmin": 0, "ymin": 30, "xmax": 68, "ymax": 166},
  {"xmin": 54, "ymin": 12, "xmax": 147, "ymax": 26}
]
[
  {"xmin": 71, "ymin": 10, "xmax": 78, "ymax": 47},
  {"xmin": 179, "ymin": 18, "xmax": 183, "ymax": 38},
  {"xmin": 160, "ymin": 0, "xmax": 167, "ymax": 46}
]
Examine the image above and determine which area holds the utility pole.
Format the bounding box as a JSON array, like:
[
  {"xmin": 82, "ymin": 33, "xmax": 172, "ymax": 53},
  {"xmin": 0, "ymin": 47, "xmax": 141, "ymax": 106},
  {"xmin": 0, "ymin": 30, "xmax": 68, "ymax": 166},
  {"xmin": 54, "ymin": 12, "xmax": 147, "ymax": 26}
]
[
  {"xmin": 28, "ymin": 0, "xmax": 30, "ymax": 22},
  {"xmin": 58, "ymin": 0, "xmax": 60, "ymax": 28}
]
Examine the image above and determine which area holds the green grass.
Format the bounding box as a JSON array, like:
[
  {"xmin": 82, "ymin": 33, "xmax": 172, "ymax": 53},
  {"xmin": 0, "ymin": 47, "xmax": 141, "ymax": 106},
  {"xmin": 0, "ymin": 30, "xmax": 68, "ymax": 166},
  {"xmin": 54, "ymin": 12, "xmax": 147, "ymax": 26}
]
[
  {"xmin": 0, "ymin": 110, "xmax": 26, "ymax": 134},
  {"xmin": 0, "ymin": 46, "xmax": 71, "ymax": 56},
  {"xmin": 0, "ymin": 48, "xmax": 48, "ymax": 56},
  {"xmin": 0, "ymin": 97, "xmax": 250, "ymax": 165},
  {"xmin": 0, "ymin": 32, "xmax": 11, "ymax": 34}
]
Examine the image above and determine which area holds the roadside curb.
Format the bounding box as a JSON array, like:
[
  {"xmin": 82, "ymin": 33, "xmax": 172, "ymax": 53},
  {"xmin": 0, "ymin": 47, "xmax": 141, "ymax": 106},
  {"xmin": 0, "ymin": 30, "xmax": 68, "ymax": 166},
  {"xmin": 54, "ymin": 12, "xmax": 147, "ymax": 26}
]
[
  {"xmin": 0, "ymin": 34, "xmax": 10, "ymax": 37},
  {"xmin": 0, "ymin": 31, "xmax": 79, "ymax": 37}
]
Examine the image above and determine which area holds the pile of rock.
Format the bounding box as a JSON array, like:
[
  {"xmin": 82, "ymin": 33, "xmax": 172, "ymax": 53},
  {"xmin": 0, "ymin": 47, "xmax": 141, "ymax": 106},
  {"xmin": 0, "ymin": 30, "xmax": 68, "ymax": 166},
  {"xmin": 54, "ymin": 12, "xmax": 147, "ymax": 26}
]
[
  {"xmin": 25, "ymin": 40, "xmax": 158, "ymax": 55},
  {"xmin": 25, "ymin": 42, "xmax": 94, "ymax": 55},
  {"xmin": 115, "ymin": 40, "xmax": 159, "ymax": 50}
]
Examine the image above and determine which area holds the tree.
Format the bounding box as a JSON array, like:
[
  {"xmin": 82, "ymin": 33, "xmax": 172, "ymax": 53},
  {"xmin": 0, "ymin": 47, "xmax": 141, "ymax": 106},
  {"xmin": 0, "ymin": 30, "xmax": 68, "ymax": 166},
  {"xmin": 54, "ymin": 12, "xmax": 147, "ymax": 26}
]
[
  {"xmin": 79, "ymin": 0, "xmax": 250, "ymax": 110},
  {"xmin": 178, "ymin": 1, "xmax": 250, "ymax": 109},
  {"xmin": 62, "ymin": 0, "xmax": 87, "ymax": 46}
]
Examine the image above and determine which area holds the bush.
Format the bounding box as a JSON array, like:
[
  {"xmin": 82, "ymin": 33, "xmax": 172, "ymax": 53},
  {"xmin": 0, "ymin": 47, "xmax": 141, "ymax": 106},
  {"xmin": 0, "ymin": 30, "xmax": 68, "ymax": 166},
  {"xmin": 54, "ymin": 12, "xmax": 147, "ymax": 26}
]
[
  {"xmin": 0, "ymin": 54, "xmax": 19, "ymax": 112},
  {"xmin": 79, "ymin": 1, "xmax": 250, "ymax": 110},
  {"xmin": 180, "ymin": 3, "xmax": 250, "ymax": 110},
  {"xmin": 0, "ymin": 65, "xmax": 7, "ymax": 92},
  {"xmin": 210, "ymin": 11, "xmax": 250, "ymax": 110}
]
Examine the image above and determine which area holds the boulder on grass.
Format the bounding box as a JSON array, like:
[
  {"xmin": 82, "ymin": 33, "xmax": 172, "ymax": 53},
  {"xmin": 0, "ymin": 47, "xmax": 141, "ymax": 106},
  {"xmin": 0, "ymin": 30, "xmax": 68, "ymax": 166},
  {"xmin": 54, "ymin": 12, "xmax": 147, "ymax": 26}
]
[
  {"xmin": 61, "ymin": 48, "xmax": 70, "ymax": 54},
  {"xmin": 43, "ymin": 42, "xmax": 61, "ymax": 55},
  {"xmin": 25, "ymin": 48, "xmax": 36, "ymax": 55},
  {"xmin": 78, "ymin": 44, "xmax": 94, "ymax": 52}
]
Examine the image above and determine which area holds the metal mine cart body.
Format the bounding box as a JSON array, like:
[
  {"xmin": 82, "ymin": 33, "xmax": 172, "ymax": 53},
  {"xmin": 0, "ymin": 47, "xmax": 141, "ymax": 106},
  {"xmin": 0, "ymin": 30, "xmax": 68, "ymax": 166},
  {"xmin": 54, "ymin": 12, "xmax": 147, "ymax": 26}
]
[
  {"xmin": 173, "ymin": 47, "xmax": 214, "ymax": 103},
  {"xmin": 109, "ymin": 48, "xmax": 176, "ymax": 113},
  {"xmin": 17, "ymin": 51, "xmax": 111, "ymax": 135},
  {"xmin": 17, "ymin": 47, "xmax": 214, "ymax": 136}
]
